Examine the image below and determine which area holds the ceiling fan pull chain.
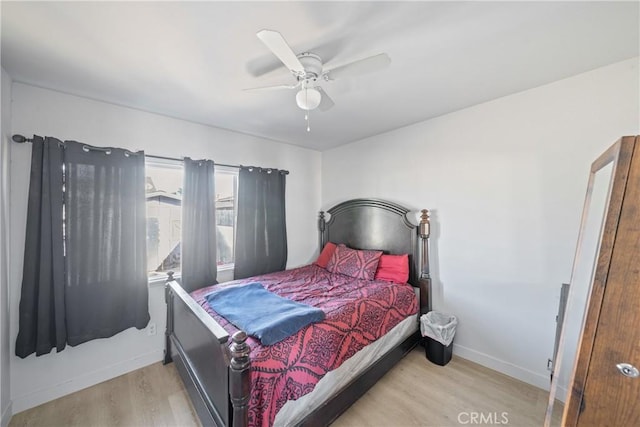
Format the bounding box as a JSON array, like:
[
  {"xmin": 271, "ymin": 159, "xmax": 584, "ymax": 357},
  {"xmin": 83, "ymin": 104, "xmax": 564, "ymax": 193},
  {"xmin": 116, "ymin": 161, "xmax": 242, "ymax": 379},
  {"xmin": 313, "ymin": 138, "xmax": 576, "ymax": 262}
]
[{"xmin": 305, "ymin": 89, "xmax": 311, "ymax": 132}]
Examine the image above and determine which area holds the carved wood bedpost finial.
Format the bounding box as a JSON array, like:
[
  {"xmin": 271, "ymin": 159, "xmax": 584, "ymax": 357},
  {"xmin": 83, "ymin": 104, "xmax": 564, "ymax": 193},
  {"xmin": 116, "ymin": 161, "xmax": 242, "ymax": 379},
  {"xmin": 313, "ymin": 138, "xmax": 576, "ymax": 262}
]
[
  {"xmin": 419, "ymin": 209, "xmax": 430, "ymax": 238},
  {"xmin": 230, "ymin": 331, "xmax": 251, "ymax": 427},
  {"xmin": 166, "ymin": 271, "xmax": 175, "ymax": 282}
]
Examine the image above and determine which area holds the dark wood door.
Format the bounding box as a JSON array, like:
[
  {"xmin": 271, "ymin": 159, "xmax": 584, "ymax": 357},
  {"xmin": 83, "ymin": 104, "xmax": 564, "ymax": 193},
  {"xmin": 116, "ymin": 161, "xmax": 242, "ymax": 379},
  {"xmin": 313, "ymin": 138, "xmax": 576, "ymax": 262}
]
[
  {"xmin": 577, "ymin": 137, "xmax": 640, "ymax": 425},
  {"xmin": 559, "ymin": 136, "xmax": 640, "ymax": 426}
]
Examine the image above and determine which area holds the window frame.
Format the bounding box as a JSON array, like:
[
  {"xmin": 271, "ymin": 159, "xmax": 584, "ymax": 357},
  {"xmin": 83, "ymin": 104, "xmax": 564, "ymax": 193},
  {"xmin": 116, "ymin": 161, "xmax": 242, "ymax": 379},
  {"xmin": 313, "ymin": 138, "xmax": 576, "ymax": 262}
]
[
  {"xmin": 145, "ymin": 159, "xmax": 238, "ymax": 286},
  {"xmin": 213, "ymin": 164, "xmax": 239, "ymax": 272},
  {"xmin": 145, "ymin": 158, "xmax": 183, "ymax": 285}
]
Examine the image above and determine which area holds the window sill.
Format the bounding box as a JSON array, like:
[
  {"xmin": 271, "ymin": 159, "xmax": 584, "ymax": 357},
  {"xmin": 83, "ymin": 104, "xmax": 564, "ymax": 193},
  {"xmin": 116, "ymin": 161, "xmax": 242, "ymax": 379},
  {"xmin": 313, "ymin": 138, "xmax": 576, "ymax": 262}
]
[
  {"xmin": 148, "ymin": 272, "xmax": 180, "ymax": 288},
  {"xmin": 147, "ymin": 264, "xmax": 234, "ymax": 288},
  {"xmin": 218, "ymin": 263, "xmax": 234, "ymax": 272}
]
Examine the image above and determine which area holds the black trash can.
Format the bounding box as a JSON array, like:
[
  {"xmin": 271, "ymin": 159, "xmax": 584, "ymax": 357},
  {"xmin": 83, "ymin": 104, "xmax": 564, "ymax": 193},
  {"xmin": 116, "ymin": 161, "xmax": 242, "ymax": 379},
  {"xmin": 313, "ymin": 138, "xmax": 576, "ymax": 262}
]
[
  {"xmin": 424, "ymin": 336, "xmax": 453, "ymax": 366},
  {"xmin": 420, "ymin": 311, "xmax": 457, "ymax": 367}
]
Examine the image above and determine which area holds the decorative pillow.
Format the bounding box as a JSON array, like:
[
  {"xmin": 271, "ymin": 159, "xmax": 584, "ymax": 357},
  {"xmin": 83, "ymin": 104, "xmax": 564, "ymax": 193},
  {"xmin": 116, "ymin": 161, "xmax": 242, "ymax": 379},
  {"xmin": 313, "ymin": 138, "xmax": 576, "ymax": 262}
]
[
  {"xmin": 315, "ymin": 242, "xmax": 337, "ymax": 269},
  {"xmin": 326, "ymin": 244, "xmax": 383, "ymax": 280},
  {"xmin": 375, "ymin": 254, "xmax": 410, "ymax": 284}
]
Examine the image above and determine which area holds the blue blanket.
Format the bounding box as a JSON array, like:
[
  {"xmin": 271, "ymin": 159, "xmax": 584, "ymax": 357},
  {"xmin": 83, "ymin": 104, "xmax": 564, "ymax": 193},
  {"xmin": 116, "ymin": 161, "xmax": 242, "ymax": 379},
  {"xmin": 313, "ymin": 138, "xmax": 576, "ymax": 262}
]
[{"xmin": 204, "ymin": 283, "xmax": 325, "ymax": 345}]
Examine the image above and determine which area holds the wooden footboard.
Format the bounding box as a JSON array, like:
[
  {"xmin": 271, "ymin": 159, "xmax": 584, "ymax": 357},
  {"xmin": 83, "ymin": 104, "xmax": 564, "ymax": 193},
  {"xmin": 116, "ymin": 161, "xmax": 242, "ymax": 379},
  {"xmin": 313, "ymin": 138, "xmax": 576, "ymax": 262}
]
[{"xmin": 164, "ymin": 277, "xmax": 250, "ymax": 427}]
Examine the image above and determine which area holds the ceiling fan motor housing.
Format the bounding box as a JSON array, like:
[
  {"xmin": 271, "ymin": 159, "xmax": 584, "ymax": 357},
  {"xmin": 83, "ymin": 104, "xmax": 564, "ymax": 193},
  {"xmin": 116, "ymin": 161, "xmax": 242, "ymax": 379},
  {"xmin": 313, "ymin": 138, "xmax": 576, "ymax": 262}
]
[{"xmin": 297, "ymin": 53, "xmax": 322, "ymax": 80}]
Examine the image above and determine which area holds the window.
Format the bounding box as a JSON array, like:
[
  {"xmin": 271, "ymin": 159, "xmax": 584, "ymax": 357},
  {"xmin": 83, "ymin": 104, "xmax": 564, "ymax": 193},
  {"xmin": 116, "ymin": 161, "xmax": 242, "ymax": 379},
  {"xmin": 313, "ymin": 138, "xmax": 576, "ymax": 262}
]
[
  {"xmin": 215, "ymin": 168, "xmax": 237, "ymax": 267},
  {"xmin": 145, "ymin": 160, "xmax": 238, "ymax": 279}
]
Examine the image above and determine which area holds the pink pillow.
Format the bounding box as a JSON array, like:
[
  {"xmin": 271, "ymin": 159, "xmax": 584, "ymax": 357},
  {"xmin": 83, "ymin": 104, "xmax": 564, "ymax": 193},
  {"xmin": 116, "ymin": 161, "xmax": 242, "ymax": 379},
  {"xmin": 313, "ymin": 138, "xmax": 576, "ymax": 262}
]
[
  {"xmin": 326, "ymin": 244, "xmax": 383, "ymax": 281},
  {"xmin": 315, "ymin": 242, "xmax": 337, "ymax": 269},
  {"xmin": 375, "ymin": 254, "xmax": 410, "ymax": 284}
]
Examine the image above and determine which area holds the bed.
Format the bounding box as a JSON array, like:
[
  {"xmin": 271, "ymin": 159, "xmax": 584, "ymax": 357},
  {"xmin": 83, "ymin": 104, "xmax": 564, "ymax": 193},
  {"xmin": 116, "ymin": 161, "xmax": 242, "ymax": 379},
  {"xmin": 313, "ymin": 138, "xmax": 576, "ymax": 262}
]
[{"xmin": 163, "ymin": 198, "xmax": 432, "ymax": 426}]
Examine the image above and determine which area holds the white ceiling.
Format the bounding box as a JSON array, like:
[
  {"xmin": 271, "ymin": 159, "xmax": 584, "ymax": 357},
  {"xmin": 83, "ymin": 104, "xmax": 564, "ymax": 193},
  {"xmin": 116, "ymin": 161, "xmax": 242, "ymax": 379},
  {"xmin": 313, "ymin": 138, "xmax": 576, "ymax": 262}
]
[{"xmin": 2, "ymin": 1, "xmax": 638, "ymax": 151}]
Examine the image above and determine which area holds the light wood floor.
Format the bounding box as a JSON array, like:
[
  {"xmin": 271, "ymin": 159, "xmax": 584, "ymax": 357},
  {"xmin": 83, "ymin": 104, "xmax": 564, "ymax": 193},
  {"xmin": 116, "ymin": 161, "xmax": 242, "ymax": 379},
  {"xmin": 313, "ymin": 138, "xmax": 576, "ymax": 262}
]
[
  {"xmin": 10, "ymin": 348, "xmax": 555, "ymax": 427},
  {"xmin": 9, "ymin": 361, "xmax": 200, "ymax": 427},
  {"xmin": 333, "ymin": 348, "xmax": 556, "ymax": 426}
]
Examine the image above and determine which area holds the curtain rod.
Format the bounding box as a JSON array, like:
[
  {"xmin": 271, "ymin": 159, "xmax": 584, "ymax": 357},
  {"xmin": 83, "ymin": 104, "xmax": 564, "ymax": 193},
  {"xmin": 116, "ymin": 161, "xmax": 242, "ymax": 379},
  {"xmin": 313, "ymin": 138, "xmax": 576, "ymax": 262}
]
[{"xmin": 11, "ymin": 134, "xmax": 289, "ymax": 174}]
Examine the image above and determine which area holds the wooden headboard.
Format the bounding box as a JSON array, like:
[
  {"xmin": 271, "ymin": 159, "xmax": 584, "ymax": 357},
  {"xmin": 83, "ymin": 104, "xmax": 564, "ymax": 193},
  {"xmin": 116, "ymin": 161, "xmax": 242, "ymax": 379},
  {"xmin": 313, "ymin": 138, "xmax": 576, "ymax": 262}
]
[{"xmin": 318, "ymin": 198, "xmax": 431, "ymax": 312}]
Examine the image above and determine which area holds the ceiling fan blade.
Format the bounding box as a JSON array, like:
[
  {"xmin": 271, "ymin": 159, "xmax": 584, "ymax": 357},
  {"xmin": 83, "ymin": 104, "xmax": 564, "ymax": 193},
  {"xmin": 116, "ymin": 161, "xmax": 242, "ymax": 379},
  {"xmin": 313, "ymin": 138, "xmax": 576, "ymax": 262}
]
[
  {"xmin": 256, "ymin": 29, "xmax": 305, "ymax": 76},
  {"xmin": 244, "ymin": 82, "xmax": 300, "ymax": 92},
  {"xmin": 248, "ymin": 37, "xmax": 346, "ymax": 78},
  {"xmin": 324, "ymin": 53, "xmax": 391, "ymax": 81},
  {"xmin": 316, "ymin": 87, "xmax": 335, "ymax": 111}
]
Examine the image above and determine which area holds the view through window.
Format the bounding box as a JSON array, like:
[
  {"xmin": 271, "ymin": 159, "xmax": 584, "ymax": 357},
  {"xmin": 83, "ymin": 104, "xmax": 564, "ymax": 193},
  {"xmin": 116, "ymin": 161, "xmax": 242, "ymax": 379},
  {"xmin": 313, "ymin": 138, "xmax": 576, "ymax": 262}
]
[{"xmin": 145, "ymin": 161, "xmax": 237, "ymax": 279}]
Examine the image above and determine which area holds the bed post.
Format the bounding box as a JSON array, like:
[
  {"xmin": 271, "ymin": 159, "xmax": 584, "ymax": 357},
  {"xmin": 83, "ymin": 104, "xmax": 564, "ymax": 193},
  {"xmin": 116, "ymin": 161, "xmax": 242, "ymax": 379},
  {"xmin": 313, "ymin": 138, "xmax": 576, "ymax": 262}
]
[
  {"xmin": 419, "ymin": 209, "xmax": 432, "ymax": 313},
  {"xmin": 163, "ymin": 271, "xmax": 175, "ymax": 365},
  {"xmin": 229, "ymin": 331, "xmax": 251, "ymax": 427},
  {"xmin": 318, "ymin": 210, "xmax": 326, "ymax": 249}
]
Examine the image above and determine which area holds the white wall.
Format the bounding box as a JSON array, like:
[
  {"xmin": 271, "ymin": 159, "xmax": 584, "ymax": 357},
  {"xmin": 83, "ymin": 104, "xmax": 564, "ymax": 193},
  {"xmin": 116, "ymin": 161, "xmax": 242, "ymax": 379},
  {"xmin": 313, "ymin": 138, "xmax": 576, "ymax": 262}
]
[
  {"xmin": 8, "ymin": 83, "xmax": 322, "ymax": 413},
  {"xmin": 0, "ymin": 68, "xmax": 13, "ymax": 427},
  {"xmin": 322, "ymin": 57, "xmax": 640, "ymax": 389}
]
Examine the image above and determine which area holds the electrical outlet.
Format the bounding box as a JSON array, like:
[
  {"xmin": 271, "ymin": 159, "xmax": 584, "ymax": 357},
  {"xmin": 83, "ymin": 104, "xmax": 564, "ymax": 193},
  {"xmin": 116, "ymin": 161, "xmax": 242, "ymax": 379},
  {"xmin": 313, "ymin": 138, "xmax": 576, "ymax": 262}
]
[{"xmin": 147, "ymin": 322, "xmax": 156, "ymax": 336}]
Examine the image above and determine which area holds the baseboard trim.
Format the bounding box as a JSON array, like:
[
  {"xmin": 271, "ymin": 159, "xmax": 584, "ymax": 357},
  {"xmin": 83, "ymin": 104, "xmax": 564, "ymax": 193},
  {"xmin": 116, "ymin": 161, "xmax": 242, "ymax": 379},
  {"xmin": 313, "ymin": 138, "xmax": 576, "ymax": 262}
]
[
  {"xmin": 453, "ymin": 343, "xmax": 551, "ymax": 391},
  {"xmin": 1, "ymin": 400, "xmax": 11, "ymax": 427},
  {"xmin": 11, "ymin": 349, "xmax": 163, "ymax": 414}
]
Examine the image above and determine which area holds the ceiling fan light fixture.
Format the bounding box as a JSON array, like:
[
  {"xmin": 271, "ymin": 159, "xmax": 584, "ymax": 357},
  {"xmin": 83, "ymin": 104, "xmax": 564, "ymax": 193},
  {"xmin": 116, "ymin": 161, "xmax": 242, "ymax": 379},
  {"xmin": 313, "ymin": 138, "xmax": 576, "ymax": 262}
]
[{"xmin": 296, "ymin": 87, "xmax": 321, "ymax": 110}]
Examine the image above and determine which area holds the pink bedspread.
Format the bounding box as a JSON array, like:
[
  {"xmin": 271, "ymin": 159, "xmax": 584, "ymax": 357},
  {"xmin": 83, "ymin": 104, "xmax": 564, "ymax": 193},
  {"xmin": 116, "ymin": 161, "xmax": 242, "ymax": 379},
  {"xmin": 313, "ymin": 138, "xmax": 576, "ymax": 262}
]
[{"xmin": 191, "ymin": 264, "xmax": 418, "ymax": 426}]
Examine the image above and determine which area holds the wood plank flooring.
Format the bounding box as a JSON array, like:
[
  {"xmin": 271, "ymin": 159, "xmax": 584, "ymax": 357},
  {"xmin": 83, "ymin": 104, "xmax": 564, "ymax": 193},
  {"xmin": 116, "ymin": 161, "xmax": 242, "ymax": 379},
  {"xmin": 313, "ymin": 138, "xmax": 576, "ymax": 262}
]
[
  {"xmin": 9, "ymin": 361, "xmax": 200, "ymax": 427},
  {"xmin": 333, "ymin": 348, "xmax": 555, "ymax": 426},
  {"xmin": 10, "ymin": 348, "xmax": 555, "ymax": 426}
]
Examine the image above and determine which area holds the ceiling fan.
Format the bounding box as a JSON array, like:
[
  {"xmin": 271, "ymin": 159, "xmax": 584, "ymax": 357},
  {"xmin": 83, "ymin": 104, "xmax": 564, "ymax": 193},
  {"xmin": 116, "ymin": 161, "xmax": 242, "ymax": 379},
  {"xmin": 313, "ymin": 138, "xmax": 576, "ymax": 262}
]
[{"xmin": 246, "ymin": 29, "xmax": 391, "ymax": 130}]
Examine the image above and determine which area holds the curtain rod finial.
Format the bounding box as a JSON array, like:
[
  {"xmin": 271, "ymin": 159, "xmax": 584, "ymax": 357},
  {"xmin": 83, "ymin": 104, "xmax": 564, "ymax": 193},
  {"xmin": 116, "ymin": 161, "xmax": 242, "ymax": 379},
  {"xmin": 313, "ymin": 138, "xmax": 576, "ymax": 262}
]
[{"xmin": 12, "ymin": 134, "xmax": 29, "ymax": 143}]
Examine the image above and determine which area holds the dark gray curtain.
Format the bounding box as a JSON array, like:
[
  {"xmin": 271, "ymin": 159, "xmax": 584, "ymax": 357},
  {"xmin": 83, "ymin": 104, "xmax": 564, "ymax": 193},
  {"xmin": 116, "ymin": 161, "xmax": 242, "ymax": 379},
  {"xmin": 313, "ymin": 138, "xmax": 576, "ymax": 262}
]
[
  {"xmin": 15, "ymin": 136, "xmax": 66, "ymax": 358},
  {"xmin": 17, "ymin": 138, "xmax": 151, "ymax": 357},
  {"xmin": 63, "ymin": 141, "xmax": 149, "ymax": 346},
  {"xmin": 181, "ymin": 158, "xmax": 217, "ymax": 292},
  {"xmin": 234, "ymin": 167, "xmax": 287, "ymax": 280}
]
